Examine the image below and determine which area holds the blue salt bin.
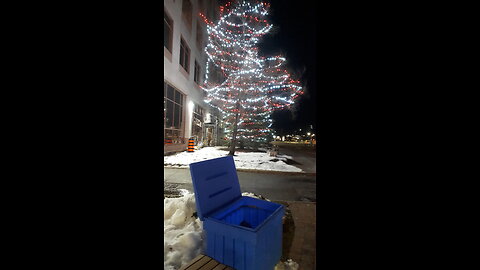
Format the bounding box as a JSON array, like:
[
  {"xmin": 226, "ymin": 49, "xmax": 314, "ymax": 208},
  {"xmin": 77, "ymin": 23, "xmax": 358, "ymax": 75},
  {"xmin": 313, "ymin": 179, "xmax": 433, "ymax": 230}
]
[{"xmin": 189, "ymin": 156, "xmax": 284, "ymax": 270}]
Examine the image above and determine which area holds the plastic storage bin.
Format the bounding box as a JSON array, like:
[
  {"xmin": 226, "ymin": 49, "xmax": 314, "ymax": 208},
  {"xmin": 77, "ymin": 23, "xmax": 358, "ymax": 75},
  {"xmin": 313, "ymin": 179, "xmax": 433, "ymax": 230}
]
[{"xmin": 190, "ymin": 156, "xmax": 284, "ymax": 270}]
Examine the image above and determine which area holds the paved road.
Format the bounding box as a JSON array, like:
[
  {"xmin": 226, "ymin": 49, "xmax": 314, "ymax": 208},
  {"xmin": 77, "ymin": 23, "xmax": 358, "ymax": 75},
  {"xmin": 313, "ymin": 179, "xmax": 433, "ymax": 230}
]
[
  {"xmin": 164, "ymin": 167, "xmax": 316, "ymax": 202},
  {"xmin": 274, "ymin": 143, "xmax": 316, "ymax": 173}
]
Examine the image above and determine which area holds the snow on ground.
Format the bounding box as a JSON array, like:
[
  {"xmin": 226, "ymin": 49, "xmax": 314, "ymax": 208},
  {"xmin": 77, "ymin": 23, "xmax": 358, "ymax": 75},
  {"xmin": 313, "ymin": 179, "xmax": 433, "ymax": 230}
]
[
  {"xmin": 164, "ymin": 146, "xmax": 302, "ymax": 172},
  {"xmin": 164, "ymin": 189, "xmax": 204, "ymax": 270},
  {"xmin": 275, "ymin": 259, "xmax": 299, "ymax": 270},
  {"xmin": 164, "ymin": 190, "xmax": 299, "ymax": 270},
  {"xmin": 242, "ymin": 192, "xmax": 271, "ymax": 201}
]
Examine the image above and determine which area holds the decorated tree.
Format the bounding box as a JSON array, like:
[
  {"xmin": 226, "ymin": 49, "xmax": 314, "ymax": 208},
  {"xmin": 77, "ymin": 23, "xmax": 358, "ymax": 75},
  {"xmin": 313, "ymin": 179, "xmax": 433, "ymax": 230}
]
[{"xmin": 200, "ymin": 0, "xmax": 303, "ymax": 155}]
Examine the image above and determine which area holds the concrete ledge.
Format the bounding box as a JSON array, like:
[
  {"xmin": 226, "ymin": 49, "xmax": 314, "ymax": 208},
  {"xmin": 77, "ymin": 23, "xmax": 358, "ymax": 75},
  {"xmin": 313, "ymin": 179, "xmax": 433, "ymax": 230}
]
[{"xmin": 163, "ymin": 166, "xmax": 316, "ymax": 176}]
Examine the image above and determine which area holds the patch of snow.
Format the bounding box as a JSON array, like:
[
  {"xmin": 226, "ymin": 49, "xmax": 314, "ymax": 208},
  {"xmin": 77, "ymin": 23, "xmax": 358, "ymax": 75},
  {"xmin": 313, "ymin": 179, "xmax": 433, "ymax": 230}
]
[
  {"xmin": 164, "ymin": 190, "xmax": 204, "ymax": 270},
  {"xmin": 275, "ymin": 259, "xmax": 300, "ymax": 270},
  {"xmin": 242, "ymin": 192, "xmax": 260, "ymax": 198},
  {"xmin": 277, "ymin": 154, "xmax": 293, "ymax": 159},
  {"xmin": 164, "ymin": 147, "xmax": 302, "ymax": 172},
  {"xmin": 242, "ymin": 192, "xmax": 271, "ymax": 201}
]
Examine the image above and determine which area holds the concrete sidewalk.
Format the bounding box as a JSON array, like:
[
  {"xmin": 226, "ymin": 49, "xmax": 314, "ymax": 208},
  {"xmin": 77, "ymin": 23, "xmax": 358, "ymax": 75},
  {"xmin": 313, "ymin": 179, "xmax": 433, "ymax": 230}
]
[
  {"xmin": 164, "ymin": 167, "xmax": 316, "ymax": 202},
  {"xmin": 282, "ymin": 201, "xmax": 316, "ymax": 269}
]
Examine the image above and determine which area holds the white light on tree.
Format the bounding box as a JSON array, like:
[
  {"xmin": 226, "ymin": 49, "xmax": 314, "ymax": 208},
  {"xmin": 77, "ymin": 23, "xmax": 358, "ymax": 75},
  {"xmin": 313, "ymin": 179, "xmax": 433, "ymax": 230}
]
[{"xmin": 200, "ymin": 0, "xmax": 303, "ymax": 155}]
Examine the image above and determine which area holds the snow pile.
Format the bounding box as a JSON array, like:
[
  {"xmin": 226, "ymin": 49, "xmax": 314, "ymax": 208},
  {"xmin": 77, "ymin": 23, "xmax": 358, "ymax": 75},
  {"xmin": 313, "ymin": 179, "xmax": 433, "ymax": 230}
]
[
  {"xmin": 164, "ymin": 147, "xmax": 302, "ymax": 172},
  {"xmin": 164, "ymin": 190, "xmax": 204, "ymax": 270},
  {"xmin": 275, "ymin": 259, "xmax": 300, "ymax": 270},
  {"xmin": 277, "ymin": 154, "xmax": 293, "ymax": 160},
  {"xmin": 242, "ymin": 192, "xmax": 271, "ymax": 201}
]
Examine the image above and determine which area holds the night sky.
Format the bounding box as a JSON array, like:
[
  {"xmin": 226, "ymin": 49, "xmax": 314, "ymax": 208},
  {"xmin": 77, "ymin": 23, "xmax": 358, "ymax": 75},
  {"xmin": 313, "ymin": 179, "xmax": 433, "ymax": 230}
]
[{"xmin": 258, "ymin": 0, "xmax": 318, "ymax": 135}]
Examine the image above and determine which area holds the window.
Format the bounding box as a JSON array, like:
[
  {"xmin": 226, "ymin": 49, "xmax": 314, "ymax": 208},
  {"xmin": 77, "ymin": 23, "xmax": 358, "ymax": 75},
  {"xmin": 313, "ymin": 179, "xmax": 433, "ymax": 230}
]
[
  {"xmin": 179, "ymin": 38, "xmax": 190, "ymax": 73},
  {"xmin": 213, "ymin": 4, "xmax": 219, "ymax": 21},
  {"xmin": 191, "ymin": 103, "xmax": 204, "ymax": 143},
  {"xmin": 194, "ymin": 60, "xmax": 201, "ymax": 84},
  {"xmin": 182, "ymin": 0, "xmax": 192, "ymax": 30},
  {"xmin": 164, "ymin": 9, "xmax": 173, "ymax": 52},
  {"xmin": 206, "ymin": 5, "xmax": 213, "ymax": 22},
  {"xmin": 164, "ymin": 82, "xmax": 185, "ymax": 144},
  {"xmin": 209, "ymin": 64, "xmax": 225, "ymax": 85},
  {"xmin": 216, "ymin": 69, "xmax": 224, "ymax": 83},
  {"xmin": 198, "ymin": 0, "xmax": 205, "ymax": 16},
  {"xmin": 196, "ymin": 20, "xmax": 203, "ymax": 49}
]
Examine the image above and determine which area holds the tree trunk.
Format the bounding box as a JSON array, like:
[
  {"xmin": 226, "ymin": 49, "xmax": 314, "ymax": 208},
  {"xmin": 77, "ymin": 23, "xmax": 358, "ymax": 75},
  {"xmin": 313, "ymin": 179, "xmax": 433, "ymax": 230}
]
[
  {"xmin": 228, "ymin": 102, "xmax": 241, "ymax": 155},
  {"xmin": 228, "ymin": 108, "xmax": 240, "ymax": 156},
  {"xmin": 227, "ymin": 21, "xmax": 248, "ymax": 157}
]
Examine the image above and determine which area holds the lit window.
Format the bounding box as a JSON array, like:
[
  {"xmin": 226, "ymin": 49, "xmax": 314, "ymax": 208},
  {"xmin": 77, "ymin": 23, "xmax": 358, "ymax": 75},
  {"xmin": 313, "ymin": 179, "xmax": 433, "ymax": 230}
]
[
  {"xmin": 192, "ymin": 103, "xmax": 204, "ymax": 142},
  {"xmin": 164, "ymin": 82, "xmax": 185, "ymax": 144}
]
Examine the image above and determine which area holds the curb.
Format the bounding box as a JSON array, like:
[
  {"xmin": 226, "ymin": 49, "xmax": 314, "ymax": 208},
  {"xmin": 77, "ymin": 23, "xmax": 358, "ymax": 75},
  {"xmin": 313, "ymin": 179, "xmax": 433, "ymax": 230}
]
[
  {"xmin": 236, "ymin": 169, "xmax": 316, "ymax": 176},
  {"xmin": 164, "ymin": 166, "xmax": 316, "ymax": 176},
  {"xmin": 274, "ymin": 200, "xmax": 317, "ymax": 205}
]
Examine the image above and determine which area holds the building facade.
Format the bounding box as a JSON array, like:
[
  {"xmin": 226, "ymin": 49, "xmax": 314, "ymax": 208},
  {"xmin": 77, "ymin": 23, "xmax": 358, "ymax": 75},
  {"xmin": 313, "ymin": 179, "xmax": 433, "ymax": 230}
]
[{"xmin": 164, "ymin": 0, "xmax": 223, "ymax": 154}]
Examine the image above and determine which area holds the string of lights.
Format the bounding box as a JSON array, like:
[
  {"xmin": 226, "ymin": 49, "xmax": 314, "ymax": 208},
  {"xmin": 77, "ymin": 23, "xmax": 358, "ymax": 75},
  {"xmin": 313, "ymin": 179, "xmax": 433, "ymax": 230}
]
[{"xmin": 200, "ymin": 0, "xmax": 304, "ymax": 143}]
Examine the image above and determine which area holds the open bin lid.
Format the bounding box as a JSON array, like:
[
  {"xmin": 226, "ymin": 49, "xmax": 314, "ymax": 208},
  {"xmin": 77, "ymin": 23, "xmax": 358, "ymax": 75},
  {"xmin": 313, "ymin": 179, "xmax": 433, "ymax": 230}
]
[{"xmin": 189, "ymin": 156, "xmax": 242, "ymax": 221}]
